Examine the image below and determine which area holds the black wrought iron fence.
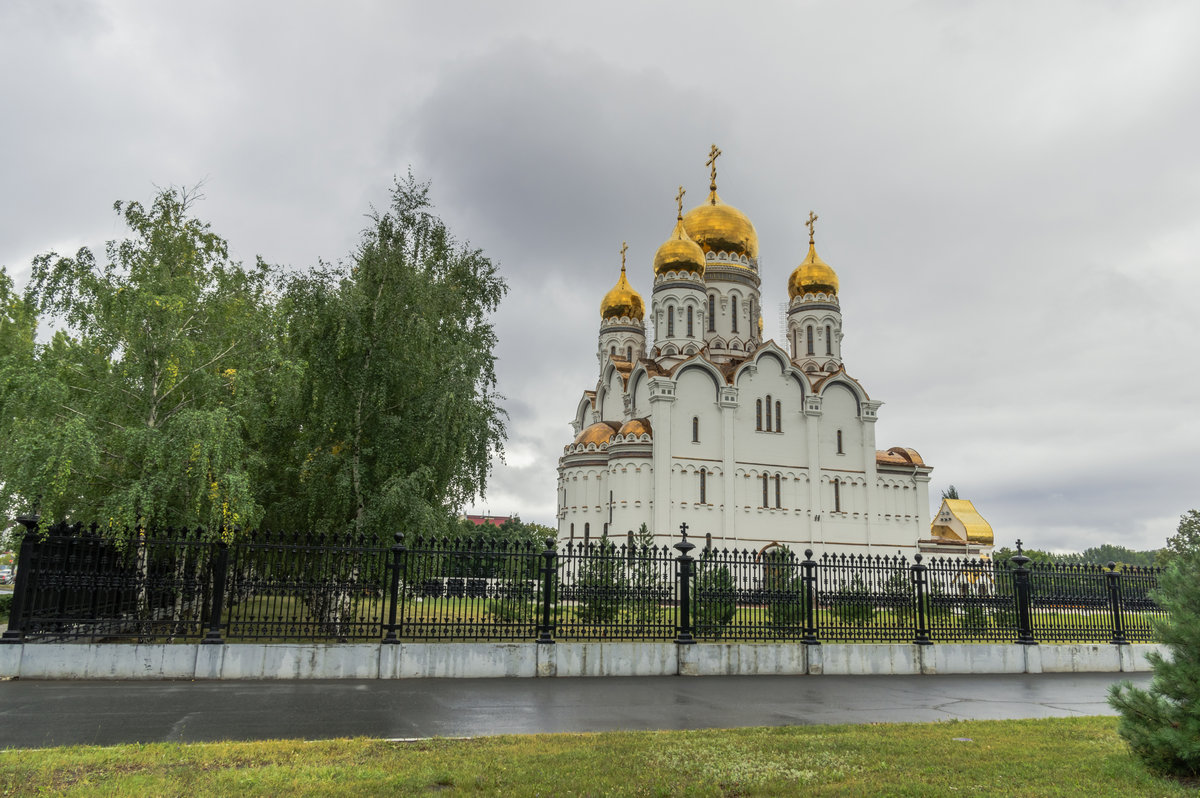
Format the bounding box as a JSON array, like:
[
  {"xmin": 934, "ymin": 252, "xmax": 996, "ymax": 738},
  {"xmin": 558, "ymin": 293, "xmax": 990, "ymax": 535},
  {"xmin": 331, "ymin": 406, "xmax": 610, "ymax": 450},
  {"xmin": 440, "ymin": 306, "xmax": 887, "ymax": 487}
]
[{"xmin": 0, "ymin": 518, "xmax": 1170, "ymax": 646}]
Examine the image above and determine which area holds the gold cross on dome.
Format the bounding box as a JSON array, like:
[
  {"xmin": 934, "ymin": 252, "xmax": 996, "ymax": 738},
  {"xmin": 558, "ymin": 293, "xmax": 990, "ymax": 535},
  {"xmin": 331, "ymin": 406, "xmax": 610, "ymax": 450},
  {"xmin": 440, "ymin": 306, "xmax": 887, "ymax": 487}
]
[
  {"xmin": 706, "ymin": 144, "xmax": 722, "ymax": 193},
  {"xmin": 805, "ymin": 211, "xmax": 819, "ymax": 244},
  {"xmin": 675, "ymin": 186, "xmax": 685, "ymax": 219},
  {"xmin": 620, "ymin": 241, "xmax": 628, "ymax": 271}
]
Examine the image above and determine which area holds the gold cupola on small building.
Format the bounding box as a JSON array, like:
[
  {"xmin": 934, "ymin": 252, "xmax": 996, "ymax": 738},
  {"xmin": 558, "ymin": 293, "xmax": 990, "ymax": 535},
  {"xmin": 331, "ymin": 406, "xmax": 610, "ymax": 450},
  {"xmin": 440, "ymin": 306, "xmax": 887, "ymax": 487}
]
[
  {"xmin": 600, "ymin": 243, "xmax": 645, "ymax": 320},
  {"xmin": 653, "ymin": 186, "xmax": 706, "ymax": 276},
  {"xmin": 788, "ymin": 211, "xmax": 839, "ymax": 299},
  {"xmin": 681, "ymin": 145, "xmax": 759, "ymax": 263}
]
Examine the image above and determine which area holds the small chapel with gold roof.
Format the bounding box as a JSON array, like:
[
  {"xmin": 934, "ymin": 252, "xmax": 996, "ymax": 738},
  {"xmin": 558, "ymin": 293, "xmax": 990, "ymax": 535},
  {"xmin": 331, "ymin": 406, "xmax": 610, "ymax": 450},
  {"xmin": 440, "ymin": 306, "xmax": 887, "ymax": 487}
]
[{"xmin": 557, "ymin": 147, "xmax": 992, "ymax": 557}]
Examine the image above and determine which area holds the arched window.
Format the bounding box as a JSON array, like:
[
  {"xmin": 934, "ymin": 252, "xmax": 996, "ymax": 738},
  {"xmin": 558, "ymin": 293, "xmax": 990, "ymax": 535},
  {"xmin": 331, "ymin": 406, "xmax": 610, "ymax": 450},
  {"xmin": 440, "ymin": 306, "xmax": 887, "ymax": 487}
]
[
  {"xmin": 833, "ymin": 480, "xmax": 841, "ymax": 513},
  {"xmin": 756, "ymin": 399, "xmax": 763, "ymax": 430},
  {"xmin": 762, "ymin": 473, "xmax": 769, "ymax": 507},
  {"xmin": 775, "ymin": 401, "xmax": 781, "ymax": 433},
  {"xmin": 610, "ymin": 345, "xmax": 616, "ymax": 356},
  {"xmin": 626, "ymin": 346, "xmax": 632, "ymax": 361},
  {"xmin": 687, "ymin": 306, "xmax": 694, "ymax": 337},
  {"xmin": 806, "ymin": 325, "xmax": 814, "ymax": 356},
  {"xmin": 837, "ymin": 429, "xmax": 844, "ymax": 454},
  {"xmin": 699, "ymin": 468, "xmax": 707, "ymax": 504},
  {"xmin": 825, "ymin": 324, "xmax": 833, "ymax": 356},
  {"xmin": 765, "ymin": 395, "xmax": 772, "ymax": 430},
  {"xmin": 792, "ymin": 329, "xmax": 797, "ymax": 357},
  {"xmin": 584, "ymin": 522, "xmax": 591, "ymax": 544},
  {"xmin": 570, "ymin": 523, "xmax": 575, "ymax": 542},
  {"xmin": 692, "ymin": 416, "xmax": 699, "ymax": 442},
  {"xmin": 667, "ymin": 307, "xmax": 675, "ymax": 337},
  {"xmin": 708, "ymin": 295, "xmax": 716, "ymax": 331},
  {"xmin": 731, "ymin": 300, "xmax": 739, "ymax": 333},
  {"xmin": 774, "ymin": 474, "xmax": 781, "ymax": 508}
]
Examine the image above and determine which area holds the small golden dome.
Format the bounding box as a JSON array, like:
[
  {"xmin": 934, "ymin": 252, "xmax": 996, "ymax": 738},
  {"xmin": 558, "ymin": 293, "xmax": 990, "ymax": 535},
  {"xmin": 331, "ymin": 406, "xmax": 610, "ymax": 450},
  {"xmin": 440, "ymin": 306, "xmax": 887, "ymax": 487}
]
[
  {"xmin": 653, "ymin": 217, "xmax": 706, "ymax": 276},
  {"xmin": 618, "ymin": 418, "xmax": 652, "ymax": 438},
  {"xmin": 788, "ymin": 242, "xmax": 839, "ymax": 299},
  {"xmin": 600, "ymin": 264, "xmax": 644, "ymax": 320},
  {"xmin": 757, "ymin": 315, "xmax": 764, "ymax": 336},
  {"xmin": 682, "ymin": 190, "xmax": 759, "ymax": 262},
  {"xmin": 574, "ymin": 421, "xmax": 620, "ymax": 447}
]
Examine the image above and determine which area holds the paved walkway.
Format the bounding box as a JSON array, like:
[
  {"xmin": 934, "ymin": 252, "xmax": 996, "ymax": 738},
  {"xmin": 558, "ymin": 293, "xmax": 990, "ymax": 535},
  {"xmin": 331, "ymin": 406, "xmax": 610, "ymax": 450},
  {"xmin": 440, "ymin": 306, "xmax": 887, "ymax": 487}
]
[{"xmin": 0, "ymin": 672, "xmax": 1146, "ymax": 749}]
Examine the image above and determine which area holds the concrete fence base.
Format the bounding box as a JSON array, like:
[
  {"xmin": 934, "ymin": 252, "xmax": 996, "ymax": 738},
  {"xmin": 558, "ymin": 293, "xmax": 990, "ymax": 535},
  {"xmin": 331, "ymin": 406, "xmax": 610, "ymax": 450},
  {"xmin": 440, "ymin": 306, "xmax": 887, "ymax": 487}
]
[{"xmin": 0, "ymin": 641, "xmax": 1166, "ymax": 680}]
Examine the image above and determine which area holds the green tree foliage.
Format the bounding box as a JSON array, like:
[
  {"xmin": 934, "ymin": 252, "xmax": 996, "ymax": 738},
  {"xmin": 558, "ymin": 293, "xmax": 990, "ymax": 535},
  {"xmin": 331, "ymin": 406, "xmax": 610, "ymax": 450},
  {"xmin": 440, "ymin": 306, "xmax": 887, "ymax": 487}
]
[
  {"xmin": 627, "ymin": 523, "xmax": 666, "ymax": 628},
  {"xmin": 1159, "ymin": 510, "xmax": 1200, "ymax": 567},
  {"xmin": 764, "ymin": 546, "xmax": 805, "ymax": 629},
  {"xmin": 940, "ymin": 485, "xmax": 960, "ymax": 500},
  {"xmin": 694, "ymin": 562, "xmax": 736, "ymax": 636},
  {"xmin": 1, "ymin": 188, "xmax": 274, "ymax": 535},
  {"xmin": 575, "ymin": 531, "xmax": 625, "ymax": 624},
  {"xmin": 1109, "ymin": 512, "xmax": 1200, "ymax": 777},
  {"xmin": 263, "ymin": 174, "xmax": 507, "ymax": 542},
  {"xmin": 1, "ymin": 175, "xmax": 507, "ymax": 546}
]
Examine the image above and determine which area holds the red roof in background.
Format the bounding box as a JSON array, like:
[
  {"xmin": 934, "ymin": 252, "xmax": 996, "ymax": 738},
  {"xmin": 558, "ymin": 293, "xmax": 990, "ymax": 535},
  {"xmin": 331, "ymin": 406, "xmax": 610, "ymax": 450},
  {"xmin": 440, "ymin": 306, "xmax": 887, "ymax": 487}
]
[{"xmin": 463, "ymin": 514, "xmax": 511, "ymax": 527}]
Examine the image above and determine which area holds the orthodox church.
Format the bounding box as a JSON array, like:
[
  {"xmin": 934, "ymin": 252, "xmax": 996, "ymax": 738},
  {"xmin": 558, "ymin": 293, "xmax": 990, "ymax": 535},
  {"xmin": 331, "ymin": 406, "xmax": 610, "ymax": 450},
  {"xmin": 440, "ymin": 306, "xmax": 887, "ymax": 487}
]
[{"xmin": 557, "ymin": 147, "xmax": 989, "ymax": 557}]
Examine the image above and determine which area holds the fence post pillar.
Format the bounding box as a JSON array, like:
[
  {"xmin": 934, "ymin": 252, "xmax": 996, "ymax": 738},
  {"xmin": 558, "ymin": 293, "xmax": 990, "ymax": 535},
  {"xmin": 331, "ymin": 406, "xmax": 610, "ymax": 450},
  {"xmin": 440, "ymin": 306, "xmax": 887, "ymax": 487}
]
[
  {"xmin": 674, "ymin": 524, "xmax": 695, "ymax": 644},
  {"xmin": 1, "ymin": 516, "xmax": 40, "ymax": 643},
  {"xmin": 538, "ymin": 538, "xmax": 556, "ymax": 644},
  {"xmin": 383, "ymin": 532, "xmax": 406, "ymax": 643},
  {"xmin": 801, "ymin": 549, "xmax": 820, "ymax": 645},
  {"xmin": 202, "ymin": 538, "xmax": 230, "ymax": 644},
  {"xmin": 911, "ymin": 553, "xmax": 931, "ymax": 645},
  {"xmin": 1106, "ymin": 562, "xmax": 1127, "ymax": 645},
  {"xmin": 1012, "ymin": 540, "xmax": 1037, "ymax": 645}
]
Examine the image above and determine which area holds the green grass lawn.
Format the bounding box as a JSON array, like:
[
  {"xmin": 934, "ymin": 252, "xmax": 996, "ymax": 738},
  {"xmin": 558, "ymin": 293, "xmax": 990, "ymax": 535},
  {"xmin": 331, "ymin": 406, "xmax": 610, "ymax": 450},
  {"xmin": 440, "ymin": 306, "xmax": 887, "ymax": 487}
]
[{"xmin": 0, "ymin": 716, "xmax": 1192, "ymax": 797}]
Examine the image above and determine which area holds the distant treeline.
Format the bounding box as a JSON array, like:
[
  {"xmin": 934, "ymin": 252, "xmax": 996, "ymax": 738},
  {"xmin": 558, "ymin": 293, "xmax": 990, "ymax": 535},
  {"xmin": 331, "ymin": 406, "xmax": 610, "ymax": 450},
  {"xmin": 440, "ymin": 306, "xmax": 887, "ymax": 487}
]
[{"xmin": 992, "ymin": 543, "xmax": 1161, "ymax": 568}]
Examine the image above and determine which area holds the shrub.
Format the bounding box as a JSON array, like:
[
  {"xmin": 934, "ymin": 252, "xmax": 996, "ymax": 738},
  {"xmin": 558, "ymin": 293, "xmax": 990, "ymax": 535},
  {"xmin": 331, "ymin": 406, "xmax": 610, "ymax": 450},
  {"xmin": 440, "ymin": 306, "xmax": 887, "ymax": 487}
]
[
  {"xmin": 833, "ymin": 575, "xmax": 876, "ymax": 626},
  {"xmin": 1109, "ymin": 536, "xmax": 1200, "ymax": 778},
  {"xmin": 694, "ymin": 565, "xmax": 735, "ymax": 637}
]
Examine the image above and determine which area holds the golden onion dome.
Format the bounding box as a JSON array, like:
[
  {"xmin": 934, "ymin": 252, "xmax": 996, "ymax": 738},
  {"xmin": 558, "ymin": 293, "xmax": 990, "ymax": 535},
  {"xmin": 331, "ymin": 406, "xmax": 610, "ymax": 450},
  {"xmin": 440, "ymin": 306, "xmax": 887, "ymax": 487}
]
[
  {"xmin": 788, "ymin": 242, "xmax": 839, "ymax": 299},
  {"xmin": 757, "ymin": 315, "xmax": 764, "ymax": 336},
  {"xmin": 574, "ymin": 421, "xmax": 620, "ymax": 447},
  {"xmin": 682, "ymin": 189, "xmax": 759, "ymax": 262},
  {"xmin": 600, "ymin": 263, "xmax": 644, "ymax": 321},
  {"xmin": 617, "ymin": 418, "xmax": 652, "ymax": 438},
  {"xmin": 653, "ymin": 216, "xmax": 706, "ymax": 276}
]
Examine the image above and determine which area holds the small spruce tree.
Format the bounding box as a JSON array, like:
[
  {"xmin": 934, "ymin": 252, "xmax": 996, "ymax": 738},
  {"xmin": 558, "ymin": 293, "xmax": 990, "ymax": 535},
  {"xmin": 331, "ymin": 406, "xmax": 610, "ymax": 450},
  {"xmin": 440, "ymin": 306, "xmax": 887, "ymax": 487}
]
[{"xmin": 1108, "ymin": 511, "xmax": 1200, "ymax": 778}]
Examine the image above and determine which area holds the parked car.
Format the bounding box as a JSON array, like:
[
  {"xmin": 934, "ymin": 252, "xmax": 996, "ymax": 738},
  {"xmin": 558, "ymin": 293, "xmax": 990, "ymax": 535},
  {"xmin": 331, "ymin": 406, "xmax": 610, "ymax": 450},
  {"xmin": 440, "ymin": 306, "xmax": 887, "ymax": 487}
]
[{"xmin": 0, "ymin": 567, "xmax": 13, "ymax": 584}]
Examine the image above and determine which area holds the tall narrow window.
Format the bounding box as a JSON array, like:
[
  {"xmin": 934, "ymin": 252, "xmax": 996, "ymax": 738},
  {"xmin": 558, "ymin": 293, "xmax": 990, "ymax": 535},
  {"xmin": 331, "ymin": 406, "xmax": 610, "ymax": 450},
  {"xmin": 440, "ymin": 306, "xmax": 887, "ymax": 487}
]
[
  {"xmin": 626, "ymin": 346, "xmax": 632, "ymax": 361},
  {"xmin": 584, "ymin": 522, "xmax": 590, "ymax": 544},
  {"xmin": 756, "ymin": 399, "xmax": 763, "ymax": 430},
  {"xmin": 791, "ymin": 329, "xmax": 797, "ymax": 356},
  {"xmin": 806, "ymin": 325, "xmax": 814, "ymax": 355},
  {"xmin": 833, "ymin": 480, "xmax": 841, "ymax": 513},
  {"xmin": 762, "ymin": 473, "xmax": 769, "ymax": 507},
  {"xmin": 667, "ymin": 307, "xmax": 675, "ymax": 337},
  {"xmin": 570, "ymin": 523, "xmax": 575, "ymax": 542},
  {"xmin": 610, "ymin": 345, "xmax": 616, "ymax": 356},
  {"xmin": 775, "ymin": 401, "xmax": 782, "ymax": 432},
  {"xmin": 774, "ymin": 474, "xmax": 781, "ymax": 508},
  {"xmin": 692, "ymin": 416, "xmax": 699, "ymax": 442},
  {"xmin": 837, "ymin": 429, "xmax": 844, "ymax": 454},
  {"xmin": 708, "ymin": 295, "xmax": 716, "ymax": 331},
  {"xmin": 825, "ymin": 324, "xmax": 833, "ymax": 356},
  {"xmin": 765, "ymin": 395, "xmax": 772, "ymax": 430},
  {"xmin": 687, "ymin": 306, "xmax": 694, "ymax": 337},
  {"xmin": 732, "ymin": 301, "xmax": 738, "ymax": 333},
  {"xmin": 699, "ymin": 468, "xmax": 707, "ymax": 504}
]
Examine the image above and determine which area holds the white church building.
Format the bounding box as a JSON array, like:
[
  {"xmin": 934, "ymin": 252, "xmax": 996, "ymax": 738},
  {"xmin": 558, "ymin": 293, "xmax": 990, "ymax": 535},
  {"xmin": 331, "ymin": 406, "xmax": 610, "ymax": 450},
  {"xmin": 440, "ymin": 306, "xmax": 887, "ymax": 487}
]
[{"xmin": 557, "ymin": 148, "xmax": 982, "ymax": 557}]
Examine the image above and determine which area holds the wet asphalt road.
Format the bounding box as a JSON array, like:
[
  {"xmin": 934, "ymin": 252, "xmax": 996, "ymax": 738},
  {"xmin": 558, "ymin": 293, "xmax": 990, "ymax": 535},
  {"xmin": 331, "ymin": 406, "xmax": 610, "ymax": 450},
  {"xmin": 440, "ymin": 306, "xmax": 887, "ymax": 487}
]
[{"xmin": 0, "ymin": 671, "xmax": 1146, "ymax": 749}]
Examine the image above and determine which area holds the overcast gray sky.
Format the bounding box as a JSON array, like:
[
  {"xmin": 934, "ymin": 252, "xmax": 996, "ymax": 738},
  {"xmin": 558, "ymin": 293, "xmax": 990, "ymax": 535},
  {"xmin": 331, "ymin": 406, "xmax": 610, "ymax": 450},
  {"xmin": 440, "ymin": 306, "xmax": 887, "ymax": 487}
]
[{"xmin": 3, "ymin": 1, "xmax": 1197, "ymax": 553}]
